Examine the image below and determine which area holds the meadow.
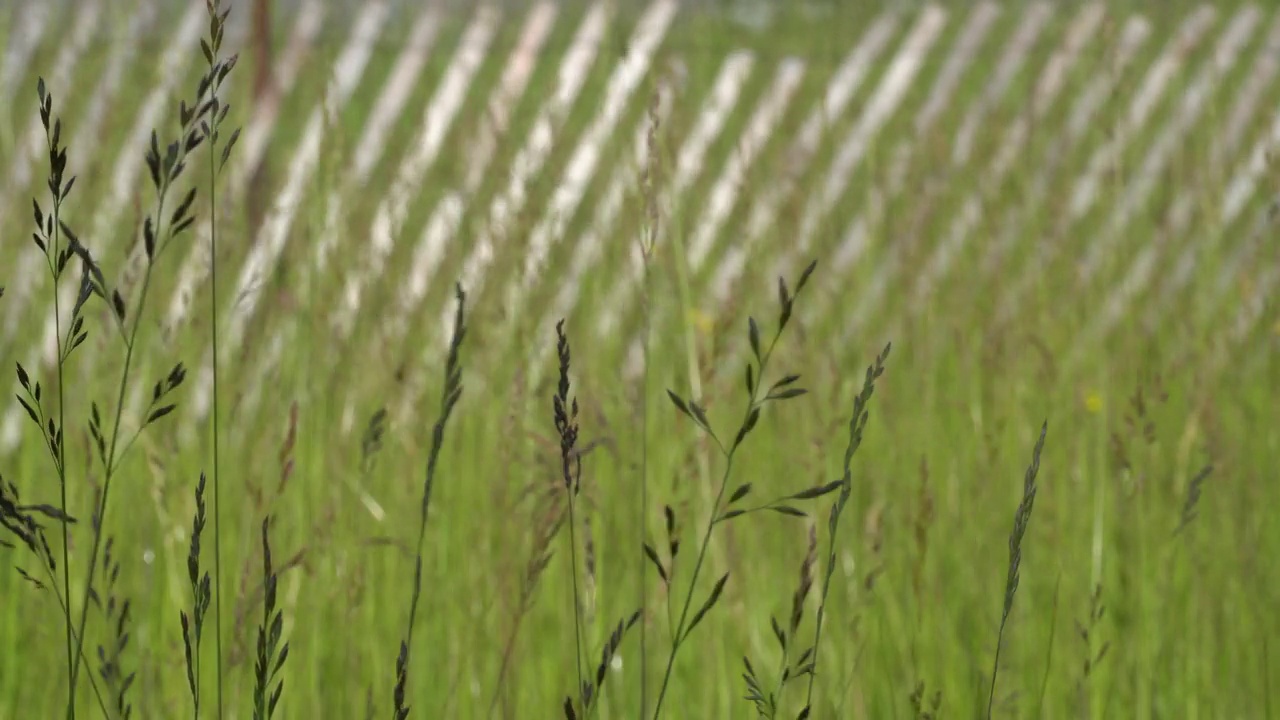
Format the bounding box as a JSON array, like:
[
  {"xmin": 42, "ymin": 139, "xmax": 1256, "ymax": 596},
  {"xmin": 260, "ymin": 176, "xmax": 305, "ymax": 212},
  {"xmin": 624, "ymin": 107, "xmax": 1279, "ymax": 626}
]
[{"xmin": 0, "ymin": 0, "xmax": 1277, "ymax": 717}]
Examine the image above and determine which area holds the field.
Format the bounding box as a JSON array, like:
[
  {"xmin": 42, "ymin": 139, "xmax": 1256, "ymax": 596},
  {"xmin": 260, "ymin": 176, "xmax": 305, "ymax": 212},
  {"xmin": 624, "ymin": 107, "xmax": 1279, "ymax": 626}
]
[{"xmin": 0, "ymin": 0, "xmax": 1277, "ymax": 717}]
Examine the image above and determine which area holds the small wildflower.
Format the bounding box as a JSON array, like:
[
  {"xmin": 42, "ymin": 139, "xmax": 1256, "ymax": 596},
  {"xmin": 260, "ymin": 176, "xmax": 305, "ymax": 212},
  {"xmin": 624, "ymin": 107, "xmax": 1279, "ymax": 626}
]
[
  {"xmin": 687, "ymin": 307, "xmax": 714, "ymax": 337},
  {"xmin": 1085, "ymin": 391, "xmax": 1104, "ymax": 414}
]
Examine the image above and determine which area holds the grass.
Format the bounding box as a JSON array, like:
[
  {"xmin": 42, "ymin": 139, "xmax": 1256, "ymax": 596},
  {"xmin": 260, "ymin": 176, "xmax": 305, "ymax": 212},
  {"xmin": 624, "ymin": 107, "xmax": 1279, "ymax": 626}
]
[{"xmin": 1, "ymin": 0, "xmax": 1278, "ymax": 718}]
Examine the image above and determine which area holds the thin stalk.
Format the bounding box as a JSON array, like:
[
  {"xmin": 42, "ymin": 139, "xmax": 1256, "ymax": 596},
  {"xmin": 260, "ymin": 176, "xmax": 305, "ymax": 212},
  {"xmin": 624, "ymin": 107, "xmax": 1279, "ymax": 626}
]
[
  {"xmin": 208, "ymin": 70, "xmax": 226, "ymax": 720},
  {"xmin": 638, "ymin": 267, "xmax": 651, "ymax": 717},
  {"xmin": 651, "ymin": 453, "xmax": 735, "ymax": 717},
  {"xmin": 637, "ymin": 204, "xmax": 655, "ymax": 720},
  {"xmin": 67, "ymin": 215, "xmax": 162, "ymax": 712},
  {"xmin": 987, "ymin": 619, "xmax": 1008, "ymax": 719},
  {"xmin": 804, "ymin": 527, "xmax": 837, "ymax": 708},
  {"xmin": 566, "ymin": 487, "xmax": 586, "ymax": 712},
  {"xmin": 49, "ymin": 170, "xmax": 74, "ymax": 720},
  {"xmin": 1035, "ymin": 572, "xmax": 1063, "ymax": 718},
  {"xmin": 38, "ymin": 551, "xmax": 109, "ymax": 717}
]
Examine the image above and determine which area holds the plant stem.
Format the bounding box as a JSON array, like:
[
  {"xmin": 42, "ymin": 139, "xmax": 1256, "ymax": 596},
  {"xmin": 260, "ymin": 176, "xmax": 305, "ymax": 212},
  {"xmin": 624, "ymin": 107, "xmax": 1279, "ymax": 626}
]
[
  {"xmin": 67, "ymin": 193, "xmax": 163, "ymax": 713},
  {"xmin": 50, "ymin": 173, "xmax": 74, "ymax": 720},
  {"xmin": 652, "ymin": 453, "xmax": 734, "ymax": 718},
  {"xmin": 208, "ymin": 66, "xmax": 226, "ymax": 720},
  {"xmin": 638, "ymin": 222, "xmax": 654, "ymax": 720},
  {"xmin": 567, "ymin": 485, "xmax": 586, "ymax": 713}
]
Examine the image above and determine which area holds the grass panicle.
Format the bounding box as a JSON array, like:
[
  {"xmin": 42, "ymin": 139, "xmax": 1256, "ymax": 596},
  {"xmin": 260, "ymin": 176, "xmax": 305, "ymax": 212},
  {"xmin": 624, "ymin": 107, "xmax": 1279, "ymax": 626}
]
[
  {"xmin": 91, "ymin": 535, "xmax": 135, "ymax": 720},
  {"xmin": 394, "ymin": 283, "xmax": 467, "ymax": 719},
  {"xmin": 636, "ymin": 67, "xmax": 668, "ymax": 719},
  {"xmin": 199, "ymin": 0, "xmax": 244, "ymax": 716},
  {"xmin": 652, "ymin": 259, "xmax": 831, "ymax": 719},
  {"xmin": 252, "ymin": 517, "xmax": 289, "ymax": 720},
  {"xmin": 742, "ymin": 522, "xmax": 818, "ymax": 719},
  {"xmin": 180, "ymin": 472, "xmax": 213, "ymax": 717},
  {"xmin": 563, "ymin": 610, "xmax": 643, "ymax": 720},
  {"xmin": 909, "ymin": 681, "xmax": 943, "ymax": 720},
  {"xmin": 488, "ymin": 483, "xmax": 567, "ymax": 718},
  {"xmin": 31, "ymin": 72, "xmax": 89, "ymax": 720},
  {"xmin": 801, "ymin": 341, "xmax": 890, "ymax": 716},
  {"xmin": 987, "ymin": 421, "xmax": 1048, "ymax": 720},
  {"xmin": 1074, "ymin": 582, "xmax": 1110, "ymax": 715},
  {"xmin": 59, "ymin": 2, "xmax": 241, "ymax": 711},
  {"xmin": 0, "ymin": 4, "xmax": 241, "ymax": 717},
  {"xmin": 16, "ymin": 70, "xmax": 120, "ymax": 720},
  {"xmin": 553, "ymin": 319, "xmax": 588, "ymax": 714},
  {"xmin": 551, "ymin": 320, "xmax": 644, "ymax": 720},
  {"xmin": 1174, "ymin": 464, "xmax": 1213, "ymax": 537}
]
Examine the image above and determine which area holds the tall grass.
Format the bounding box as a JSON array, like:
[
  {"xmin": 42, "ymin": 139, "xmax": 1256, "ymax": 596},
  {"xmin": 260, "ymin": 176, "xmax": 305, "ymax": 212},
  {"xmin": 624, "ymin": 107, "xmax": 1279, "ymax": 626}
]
[
  {"xmin": 2, "ymin": 1, "xmax": 1269, "ymax": 718},
  {"xmin": 201, "ymin": 1, "xmax": 242, "ymax": 716}
]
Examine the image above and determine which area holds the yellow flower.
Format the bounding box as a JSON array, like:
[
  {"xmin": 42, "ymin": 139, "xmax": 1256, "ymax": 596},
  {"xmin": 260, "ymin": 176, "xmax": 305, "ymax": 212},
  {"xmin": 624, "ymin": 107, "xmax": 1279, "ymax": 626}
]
[
  {"xmin": 687, "ymin": 307, "xmax": 714, "ymax": 336},
  {"xmin": 1085, "ymin": 391, "xmax": 1104, "ymax": 414}
]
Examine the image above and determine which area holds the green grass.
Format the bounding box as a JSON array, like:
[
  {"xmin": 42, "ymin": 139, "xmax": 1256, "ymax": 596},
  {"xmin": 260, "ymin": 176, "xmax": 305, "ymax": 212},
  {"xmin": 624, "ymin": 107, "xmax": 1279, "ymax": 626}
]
[{"xmin": 1, "ymin": 0, "xmax": 1278, "ymax": 718}]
